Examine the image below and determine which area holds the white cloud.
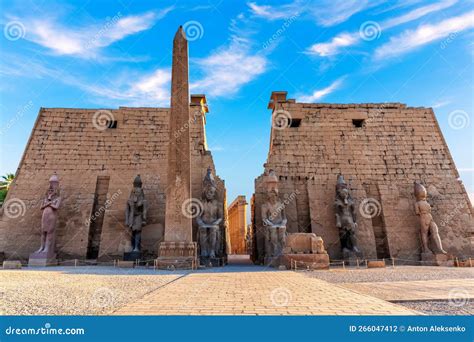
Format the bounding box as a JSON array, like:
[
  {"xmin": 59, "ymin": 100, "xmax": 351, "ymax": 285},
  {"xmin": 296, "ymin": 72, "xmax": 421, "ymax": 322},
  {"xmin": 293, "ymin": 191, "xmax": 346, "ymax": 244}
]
[
  {"xmin": 247, "ymin": 1, "xmax": 299, "ymax": 20},
  {"xmin": 191, "ymin": 41, "xmax": 267, "ymax": 97},
  {"xmin": 307, "ymin": 0, "xmax": 457, "ymax": 56},
  {"xmin": 307, "ymin": 33, "xmax": 358, "ymax": 56},
  {"xmin": 431, "ymin": 100, "xmax": 451, "ymax": 108},
  {"xmin": 21, "ymin": 8, "xmax": 172, "ymax": 58},
  {"xmin": 374, "ymin": 10, "xmax": 474, "ymax": 60},
  {"xmin": 310, "ymin": 0, "xmax": 372, "ymax": 27},
  {"xmin": 297, "ymin": 77, "xmax": 345, "ymax": 102},
  {"xmin": 83, "ymin": 68, "xmax": 171, "ymax": 106},
  {"xmin": 248, "ymin": 0, "xmax": 374, "ymax": 26}
]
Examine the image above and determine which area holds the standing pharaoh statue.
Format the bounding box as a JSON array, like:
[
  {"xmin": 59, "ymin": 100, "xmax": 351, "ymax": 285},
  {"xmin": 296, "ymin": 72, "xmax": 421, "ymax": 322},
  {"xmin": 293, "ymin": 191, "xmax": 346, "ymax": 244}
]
[
  {"xmin": 197, "ymin": 167, "xmax": 223, "ymax": 261},
  {"xmin": 261, "ymin": 170, "xmax": 287, "ymax": 258},
  {"xmin": 35, "ymin": 173, "xmax": 61, "ymax": 256},
  {"xmin": 125, "ymin": 175, "xmax": 147, "ymax": 253},
  {"xmin": 414, "ymin": 182, "xmax": 447, "ymax": 255},
  {"xmin": 334, "ymin": 175, "xmax": 361, "ymax": 255}
]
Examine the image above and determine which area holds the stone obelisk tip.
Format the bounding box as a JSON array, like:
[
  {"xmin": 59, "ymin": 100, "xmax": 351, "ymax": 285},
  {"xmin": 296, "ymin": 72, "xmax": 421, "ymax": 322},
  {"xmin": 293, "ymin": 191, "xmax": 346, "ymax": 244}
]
[{"xmin": 175, "ymin": 26, "xmax": 186, "ymax": 41}]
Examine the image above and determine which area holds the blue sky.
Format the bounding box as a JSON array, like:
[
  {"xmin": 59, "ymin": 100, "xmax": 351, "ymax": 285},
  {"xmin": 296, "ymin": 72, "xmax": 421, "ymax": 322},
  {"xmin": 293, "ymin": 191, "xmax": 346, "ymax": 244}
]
[{"xmin": 0, "ymin": 0, "xmax": 473, "ymax": 205}]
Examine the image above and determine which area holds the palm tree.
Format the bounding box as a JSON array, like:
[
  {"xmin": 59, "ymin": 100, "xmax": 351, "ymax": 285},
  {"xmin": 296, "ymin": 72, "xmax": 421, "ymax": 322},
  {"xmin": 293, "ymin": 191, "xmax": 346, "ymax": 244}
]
[{"xmin": 0, "ymin": 173, "xmax": 15, "ymax": 191}]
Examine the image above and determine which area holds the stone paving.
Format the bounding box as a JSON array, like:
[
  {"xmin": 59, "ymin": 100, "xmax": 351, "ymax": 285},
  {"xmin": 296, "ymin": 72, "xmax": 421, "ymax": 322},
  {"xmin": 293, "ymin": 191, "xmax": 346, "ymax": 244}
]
[
  {"xmin": 114, "ymin": 267, "xmax": 417, "ymax": 315},
  {"xmin": 340, "ymin": 279, "xmax": 474, "ymax": 301}
]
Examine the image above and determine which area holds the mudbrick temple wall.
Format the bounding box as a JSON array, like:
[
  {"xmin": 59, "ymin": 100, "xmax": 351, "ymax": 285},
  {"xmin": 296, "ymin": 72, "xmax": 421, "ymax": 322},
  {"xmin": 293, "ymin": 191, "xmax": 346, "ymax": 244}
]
[
  {"xmin": 0, "ymin": 98, "xmax": 227, "ymax": 262},
  {"xmin": 252, "ymin": 91, "xmax": 473, "ymax": 263}
]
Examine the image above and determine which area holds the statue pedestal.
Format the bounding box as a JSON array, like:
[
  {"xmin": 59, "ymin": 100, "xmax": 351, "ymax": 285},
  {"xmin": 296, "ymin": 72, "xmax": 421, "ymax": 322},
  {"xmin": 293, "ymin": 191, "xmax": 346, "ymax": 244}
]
[
  {"xmin": 156, "ymin": 242, "xmax": 197, "ymax": 270},
  {"xmin": 421, "ymin": 252, "xmax": 453, "ymax": 266},
  {"xmin": 123, "ymin": 251, "xmax": 141, "ymax": 262},
  {"xmin": 28, "ymin": 251, "xmax": 57, "ymax": 267},
  {"xmin": 342, "ymin": 249, "xmax": 363, "ymax": 266},
  {"xmin": 199, "ymin": 257, "xmax": 225, "ymax": 268},
  {"xmin": 282, "ymin": 253, "xmax": 329, "ymax": 270}
]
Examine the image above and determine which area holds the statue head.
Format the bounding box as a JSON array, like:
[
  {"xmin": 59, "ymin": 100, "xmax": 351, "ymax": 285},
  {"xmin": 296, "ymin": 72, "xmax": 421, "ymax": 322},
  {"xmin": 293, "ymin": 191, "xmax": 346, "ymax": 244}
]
[
  {"xmin": 266, "ymin": 188, "xmax": 279, "ymax": 204},
  {"xmin": 46, "ymin": 173, "xmax": 60, "ymax": 199},
  {"xmin": 336, "ymin": 174, "xmax": 351, "ymax": 204},
  {"xmin": 130, "ymin": 175, "xmax": 144, "ymax": 203},
  {"xmin": 203, "ymin": 167, "xmax": 217, "ymax": 201},
  {"xmin": 414, "ymin": 181, "xmax": 427, "ymax": 201}
]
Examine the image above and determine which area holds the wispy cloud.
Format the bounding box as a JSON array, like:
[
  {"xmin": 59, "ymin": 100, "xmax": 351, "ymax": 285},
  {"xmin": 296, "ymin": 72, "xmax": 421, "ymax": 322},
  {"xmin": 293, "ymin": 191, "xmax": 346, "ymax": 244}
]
[
  {"xmin": 307, "ymin": 0, "xmax": 456, "ymax": 56},
  {"xmin": 248, "ymin": 0, "xmax": 375, "ymax": 27},
  {"xmin": 431, "ymin": 100, "xmax": 451, "ymax": 108},
  {"xmin": 374, "ymin": 10, "xmax": 474, "ymax": 60},
  {"xmin": 247, "ymin": 1, "xmax": 300, "ymax": 20},
  {"xmin": 297, "ymin": 77, "xmax": 345, "ymax": 102},
  {"xmin": 310, "ymin": 0, "xmax": 373, "ymax": 27},
  {"xmin": 14, "ymin": 8, "xmax": 172, "ymax": 58},
  {"xmin": 191, "ymin": 40, "xmax": 267, "ymax": 97}
]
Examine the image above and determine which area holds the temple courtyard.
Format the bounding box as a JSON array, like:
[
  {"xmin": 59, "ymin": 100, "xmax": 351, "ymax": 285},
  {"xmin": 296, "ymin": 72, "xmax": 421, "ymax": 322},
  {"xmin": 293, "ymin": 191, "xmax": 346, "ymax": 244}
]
[{"xmin": 1, "ymin": 262, "xmax": 472, "ymax": 316}]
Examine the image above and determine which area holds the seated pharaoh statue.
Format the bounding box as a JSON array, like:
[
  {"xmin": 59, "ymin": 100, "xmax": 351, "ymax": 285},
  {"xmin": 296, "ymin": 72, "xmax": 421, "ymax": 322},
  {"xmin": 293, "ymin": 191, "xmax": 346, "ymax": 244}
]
[
  {"xmin": 261, "ymin": 170, "xmax": 287, "ymax": 258},
  {"xmin": 197, "ymin": 167, "xmax": 223, "ymax": 262}
]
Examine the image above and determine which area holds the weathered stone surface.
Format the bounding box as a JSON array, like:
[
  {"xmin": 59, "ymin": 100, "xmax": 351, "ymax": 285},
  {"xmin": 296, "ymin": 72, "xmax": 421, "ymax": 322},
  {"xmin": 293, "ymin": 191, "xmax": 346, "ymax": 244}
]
[
  {"xmin": 286, "ymin": 233, "xmax": 325, "ymax": 254},
  {"xmin": 117, "ymin": 260, "xmax": 135, "ymax": 268},
  {"xmin": 3, "ymin": 260, "xmax": 22, "ymax": 269},
  {"xmin": 367, "ymin": 260, "xmax": 386, "ymax": 268},
  {"xmin": 0, "ymin": 28, "xmax": 226, "ymax": 263},
  {"xmin": 282, "ymin": 254, "xmax": 330, "ymax": 270},
  {"xmin": 252, "ymin": 92, "xmax": 473, "ymax": 263},
  {"xmin": 164, "ymin": 26, "xmax": 192, "ymax": 243}
]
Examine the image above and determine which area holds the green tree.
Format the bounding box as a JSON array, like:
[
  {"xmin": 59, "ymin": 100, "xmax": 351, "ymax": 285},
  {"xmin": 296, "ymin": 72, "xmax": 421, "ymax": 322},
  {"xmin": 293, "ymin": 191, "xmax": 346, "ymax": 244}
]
[{"xmin": 0, "ymin": 173, "xmax": 15, "ymax": 203}]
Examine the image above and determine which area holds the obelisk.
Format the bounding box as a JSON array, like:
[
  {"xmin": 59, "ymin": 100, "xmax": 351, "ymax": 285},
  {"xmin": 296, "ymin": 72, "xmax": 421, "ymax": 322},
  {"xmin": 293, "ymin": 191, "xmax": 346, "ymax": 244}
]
[{"xmin": 164, "ymin": 26, "xmax": 193, "ymax": 242}]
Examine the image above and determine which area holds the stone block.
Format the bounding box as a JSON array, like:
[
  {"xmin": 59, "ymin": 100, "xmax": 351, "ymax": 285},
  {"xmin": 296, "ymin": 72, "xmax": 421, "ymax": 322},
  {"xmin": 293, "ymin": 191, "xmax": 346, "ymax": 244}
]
[
  {"xmin": 367, "ymin": 260, "xmax": 386, "ymax": 268},
  {"xmin": 286, "ymin": 233, "xmax": 325, "ymax": 254},
  {"xmin": 282, "ymin": 253, "xmax": 329, "ymax": 270},
  {"xmin": 3, "ymin": 260, "xmax": 22, "ymax": 269},
  {"xmin": 117, "ymin": 260, "xmax": 135, "ymax": 268},
  {"xmin": 421, "ymin": 253, "xmax": 453, "ymax": 267}
]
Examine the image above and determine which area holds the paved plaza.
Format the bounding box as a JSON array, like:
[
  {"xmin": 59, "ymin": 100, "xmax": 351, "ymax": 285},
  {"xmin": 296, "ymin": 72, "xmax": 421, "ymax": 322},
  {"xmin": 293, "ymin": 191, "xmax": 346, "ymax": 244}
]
[{"xmin": 1, "ymin": 264, "xmax": 471, "ymax": 316}]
